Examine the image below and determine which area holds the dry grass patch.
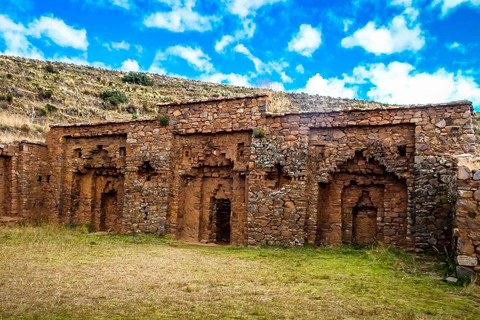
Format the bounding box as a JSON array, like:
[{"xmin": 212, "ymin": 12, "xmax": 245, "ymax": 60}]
[{"xmin": 0, "ymin": 225, "xmax": 479, "ymax": 319}]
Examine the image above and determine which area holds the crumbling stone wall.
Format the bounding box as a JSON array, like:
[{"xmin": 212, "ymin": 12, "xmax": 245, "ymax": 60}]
[
  {"xmin": 455, "ymin": 157, "xmax": 480, "ymax": 276},
  {"xmin": 2, "ymin": 95, "xmax": 477, "ymax": 257}
]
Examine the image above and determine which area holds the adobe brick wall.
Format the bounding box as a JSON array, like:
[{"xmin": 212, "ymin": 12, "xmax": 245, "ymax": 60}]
[{"xmin": 1, "ymin": 95, "xmax": 477, "ymax": 261}]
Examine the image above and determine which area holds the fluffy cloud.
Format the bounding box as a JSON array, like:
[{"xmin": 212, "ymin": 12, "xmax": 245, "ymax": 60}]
[
  {"xmin": 215, "ymin": 18, "xmax": 256, "ymax": 53},
  {"xmin": 54, "ymin": 54, "xmax": 108, "ymax": 68},
  {"xmin": 103, "ymin": 40, "xmax": 130, "ymax": 51},
  {"xmin": 296, "ymin": 64, "xmax": 304, "ymax": 74},
  {"xmin": 233, "ymin": 44, "xmax": 291, "ymax": 82},
  {"xmin": 153, "ymin": 45, "xmax": 214, "ymax": 73},
  {"xmin": 0, "ymin": 14, "xmax": 44, "ymax": 59},
  {"xmin": 121, "ymin": 59, "xmax": 140, "ymax": 72},
  {"xmin": 341, "ymin": 10, "xmax": 424, "ymax": 55},
  {"xmin": 432, "ymin": 0, "xmax": 480, "ymax": 16},
  {"xmin": 200, "ymin": 72, "xmax": 252, "ymax": 87},
  {"xmin": 352, "ymin": 62, "xmax": 480, "ymax": 105},
  {"xmin": 110, "ymin": 0, "xmax": 130, "ymax": 9},
  {"xmin": 288, "ymin": 24, "xmax": 322, "ymax": 57},
  {"xmin": 390, "ymin": 0, "xmax": 412, "ymax": 7},
  {"xmin": 447, "ymin": 42, "xmax": 466, "ymax": 53},
  {"xmin": 226, "ymin": 0, "xmax": 286, "ymax": 17},
  {"xmin": 144, "ymin": 0, "xmax": 218, "ymax": 32},
  {"xmin": 300, "ymin": 73, "xmax": 357, "ymax": 99},
  {"xmin": 28, "ymin": 16, "xmax": 88, "ymax": 50}
]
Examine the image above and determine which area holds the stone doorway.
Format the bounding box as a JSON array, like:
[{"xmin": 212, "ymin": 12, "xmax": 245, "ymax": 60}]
[
  {"xmin": 352, "ymin": 191, "xmax": 377, "ymax": 244},
  {"xmin": 214, "ymin": 199, "xmax": 231, "ymax": 244}
]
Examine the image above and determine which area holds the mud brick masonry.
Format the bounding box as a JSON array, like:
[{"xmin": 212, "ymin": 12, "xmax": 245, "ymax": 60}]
[{"xmin": 1, "ymin": 94, "xmax": 480, "ymax": 274}]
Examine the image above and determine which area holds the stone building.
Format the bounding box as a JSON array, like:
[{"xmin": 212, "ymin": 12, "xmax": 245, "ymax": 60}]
[{"xmin": 1, "ymin": 94, "xmax": 479, "ymax": 273}]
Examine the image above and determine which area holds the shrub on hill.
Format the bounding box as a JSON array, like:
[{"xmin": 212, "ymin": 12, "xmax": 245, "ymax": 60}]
[
  {"xmin": 44, "ymin": 64, "xmax": 57, "ymax": 74},
  {"xmin": 122, "ymin": 72, "xmax": 153, "ymax": 86},
  {"xmin": 0, "ymin": 93, "xmax": 13, "ymax": 103},
  {"xmin": 100, "ymin": 90, "xmax": 128, "ymax": 106}
]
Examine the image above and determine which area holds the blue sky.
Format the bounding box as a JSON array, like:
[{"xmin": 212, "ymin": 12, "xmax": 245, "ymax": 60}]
[{"xmin": 1, "ymin": 0, "xmax": 480, "ymax": 108}]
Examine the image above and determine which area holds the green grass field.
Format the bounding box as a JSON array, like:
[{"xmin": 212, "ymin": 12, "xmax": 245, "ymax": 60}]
[{"xmin": 0, "ymin": 225, "xmax": 479, "ymax": 319}]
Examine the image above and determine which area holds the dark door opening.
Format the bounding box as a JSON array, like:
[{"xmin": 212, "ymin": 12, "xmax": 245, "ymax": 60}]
[
  {"xmin": 100, "ymin": 191, "xmax": 117, "ymax": 231},
  {"xmin": 215, "ymin": 199, "xmax": 231, "ymax": 244}
]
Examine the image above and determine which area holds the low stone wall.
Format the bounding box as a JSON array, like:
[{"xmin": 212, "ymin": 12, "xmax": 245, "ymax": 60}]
[{"xmin": 455, "ymin": 157, "xmax": 480, "ymax": 277}]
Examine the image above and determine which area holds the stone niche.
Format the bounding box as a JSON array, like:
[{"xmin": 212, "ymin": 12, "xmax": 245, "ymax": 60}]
[
  {"xmin": 315, "ymin": 151, "xmax": 409, "ymax": 247},
  {"xmin": 0, "ymin": 156, "xmax": 12, "ymax": 215},
  {"xmin": 172, "ymin": 132, "xmax": 250, "ymax": 245},
  {"xmin": 61, "ymin": 135, "xmax": 127, "ymax": 232}
]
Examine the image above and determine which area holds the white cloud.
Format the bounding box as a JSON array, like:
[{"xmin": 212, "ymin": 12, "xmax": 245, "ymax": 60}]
[
  {"xmin": 215, "ymin": 18, "xmax": 256, "ymax": 53},
  {"xmin": 280, "ymin": 71, "xmax": 293, "ymax": 83},
  {"xmin": 300, "ymin": 73, "xmax": 357, "ymax": 99},
  {"xmin": 343, "ymin": 19, "xmax": 353, "ymax": 32},
  {"xmin": 226, "ymin": 0, "xmax": 286, "ymax": 17},
  {"xmin": 351, "ymin": 62, "xmax": 480, "ymax": 105},
  {"xmin": 154, "ymin": 45, "xmax": 214, "ymax": 73},
  {"xmin": 288, "ymin": 24, "xmax": 322, "ymax": 57},
  {"xmin": 432, "ymin": 0, "xmax": 480, "ymax": 16},
  {"xmin": 447, "ymin": 41, "xmax": 466, "ymax": 53},
  {"xmin": 144, "ymin": 0, "xmax": 218, "ymax": 32},
  {"xmin": 215, "ymin": 35, "xmax": 235, "ymax": 53},
  {"xmin": 0, "ymin": 14, "xmax": 44, "ymax": 59},
  {"xmin": 110, "ymin": 0, "xmax": 130, "ymax": 9},
  {"xmin": 233, "ymin": 43, "xmax": 290, "ymax": 82},
  {"xmin": 200, "ymin": 72, "xmax": 252, "ymax": 87},
  {"xmin": 296, "ymin": 64, "xmax": 305, "ymax": 74},
  {"xmin": 28, "ymin": 16, "xmax": 88, "ymax": 50},
  {"xmin": 121, "ymin": 59, "xmax": 140, "ymax": 72},
  {"xmin": 112, "ymin": 40, "xmax": 130, "ymax": 50},
  {"xmin": 266, "ymin": 81, "xmax": 285, "ymax": 91},
  {"xmin": 341, "ymin": 10, "xmax": 424, "ymax": 55},
  {"xmin": 390, "ymin": 0, "xmax": 413, "ymax": 7},
  {"xmin": 134, "ymin": 45, "xmax": 144, "ymax": 54},
  {"xmin": 103, "ymin": 40, "xmax": 130, "ymax": 51}
]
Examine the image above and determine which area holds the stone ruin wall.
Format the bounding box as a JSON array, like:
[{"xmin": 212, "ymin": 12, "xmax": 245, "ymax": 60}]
[
  {"xmin": 0, "ymin": 95, "xmax": 478, "ymax": 262},
  {"xmin": 455, "ymin": 158, "xmax": 480, "ymax": 277},
  {"xmin": 0, "ymin": 141, "xmax": 49, "ymax": 220}
]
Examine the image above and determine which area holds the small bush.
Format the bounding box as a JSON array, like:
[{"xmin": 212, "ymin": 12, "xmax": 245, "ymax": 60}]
[
  {"xmin": 158, "ymin": 115, "xmax": 170, "ymax": 126},
  {"xmin": 0, "ymin": 102, "xmax": 8, "ymax": 110},
  {"xmin": 100, "ymin": 90, "xmax": 128, "ymax": 106},
  {"xmin": 44, "ymin": 64, "xmax": 57, "ymax": 73},
  {"xmin": 36, "ymin": 108, "xmax": 48, "ymax": 117},
  {"xmin": 6, "ymin": 73, "xmax": 12, "ymax": 79},
  {"xmin": 38, "ymin": 88, "xmax": 53, "ymax": 99},
  {"xmin": 253, "ymin": 127, "xmax": 265, "ymax": 138},
  {"xmin": 45, "ymin": 104, "xmax": 57, "ymax": 113},
  {"xmin": 65, "ymin": 222, "xmax": 76, "ymax": 229},
  {"xmin": 122, "ymin": 72, "xmax": 153, "ymax": 86},
  {"xmin": 0, "ymin": 93, "xmax": 13, "ymax": 103},
  {"xmin": 132, "ymin": 114, "xmax": 138, "ymax": 120}
]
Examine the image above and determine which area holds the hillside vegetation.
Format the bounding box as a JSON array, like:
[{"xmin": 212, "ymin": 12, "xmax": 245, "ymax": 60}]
[{"xmin": 0, "ymin": 55, "xmax": 263, "ymax": 143}]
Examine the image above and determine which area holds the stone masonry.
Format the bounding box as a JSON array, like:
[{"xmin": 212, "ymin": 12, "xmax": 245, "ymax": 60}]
[{"xmin": 0, "ymin": 94, "xmax": 478, "ymax": 274}]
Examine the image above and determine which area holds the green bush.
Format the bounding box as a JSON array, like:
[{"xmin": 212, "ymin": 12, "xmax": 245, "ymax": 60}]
[
  {"xmin": 132, "ymin": 114, "xmax": 138, "ymax": 120},
  {"xmin": 253, "ymin": 127, "xmax": 265, "ymax": 138},
  {"xmin": 158, "ymin": 115, "xmax": 170, "ymax": 126},
  {"xmin": 38, "ymin": 88, "xmax": 53, "ymax": 99},
  {"xmin": 45, "ymin": 104, "xmax": 57, "ymax": 112},
  {"xmin": 100, "ymin": 90, "xmax": 128, "ymax": 106},
  {"xmin": 0, "ymin": 93, "xmax": 13, "ymax": 103},
  {"xmin": 122, "ymin": 72, "xmax": 153, "ymax": 86},
  {"xmin": 44, "ymin": 64, "xmax": 57, "ymax": 73},
  {"xmin": 36, "ymin": 108, "xmax": 47, "ymax": 117}
]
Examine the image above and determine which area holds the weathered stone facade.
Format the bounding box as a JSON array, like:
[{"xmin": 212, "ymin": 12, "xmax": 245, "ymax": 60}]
[{"xmin": 1, "ymin": 95, "xmax": 478, "ymax": 267}]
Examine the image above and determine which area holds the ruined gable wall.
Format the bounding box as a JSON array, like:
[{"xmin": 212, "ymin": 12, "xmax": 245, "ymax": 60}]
[{"xmin": 46, "ymin": 120, "xmax": 172, "ymax": 234}]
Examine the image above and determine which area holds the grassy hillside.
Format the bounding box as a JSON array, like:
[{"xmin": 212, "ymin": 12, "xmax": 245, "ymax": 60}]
[
  {"xmin": 0, "ymin": 55, "xmax": 263, "ymax": 143},
  {"xmin": 0, "ymin": 225, "xmax": 479, "ymax": 319}
]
